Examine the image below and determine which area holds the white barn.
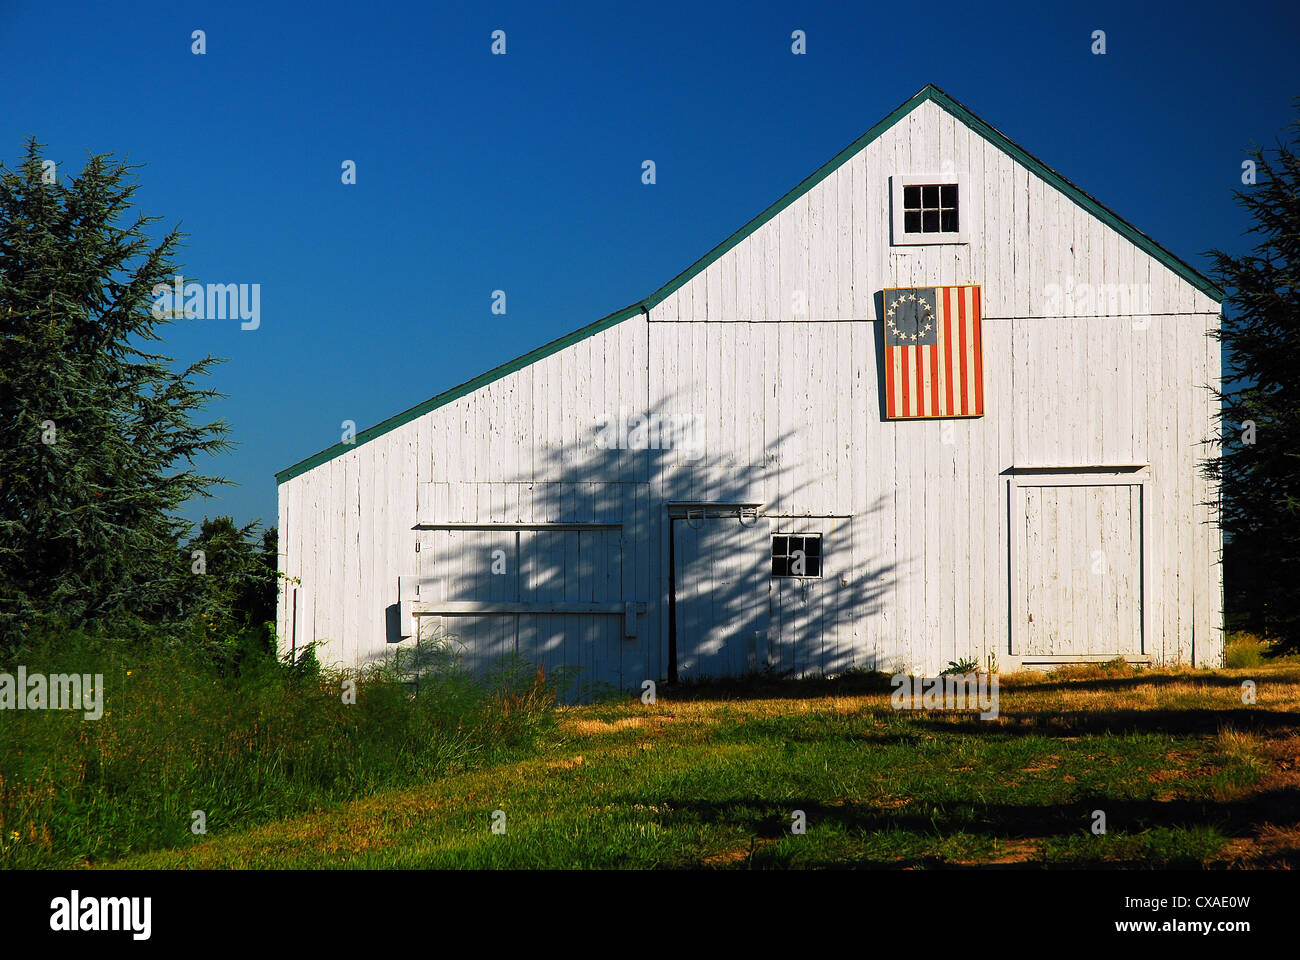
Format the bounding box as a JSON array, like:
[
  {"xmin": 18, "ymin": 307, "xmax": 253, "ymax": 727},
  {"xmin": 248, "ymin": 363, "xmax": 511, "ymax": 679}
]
[{"xmin": 275, "ymin": 84, "xmax": 1224, "ymax": 689}]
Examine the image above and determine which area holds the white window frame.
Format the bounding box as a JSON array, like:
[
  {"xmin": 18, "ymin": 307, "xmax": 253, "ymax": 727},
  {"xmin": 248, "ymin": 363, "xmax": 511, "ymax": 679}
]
[{"xmin": 891, "ymin": 174, "xmax": 968, "ymax": 246}]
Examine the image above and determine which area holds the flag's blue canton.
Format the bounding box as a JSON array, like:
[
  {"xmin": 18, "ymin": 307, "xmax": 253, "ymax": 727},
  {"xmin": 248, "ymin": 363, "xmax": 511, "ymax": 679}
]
[{"xmin": 885, "ymin": 288, "xmax": 939, "ymax": 346}]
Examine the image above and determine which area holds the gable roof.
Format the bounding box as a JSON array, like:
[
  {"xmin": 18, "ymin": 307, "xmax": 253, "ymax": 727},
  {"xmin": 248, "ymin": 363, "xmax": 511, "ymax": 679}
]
[{"xmin": 276, "ymin": 83, "xmax": 1224, "ymax": 484}]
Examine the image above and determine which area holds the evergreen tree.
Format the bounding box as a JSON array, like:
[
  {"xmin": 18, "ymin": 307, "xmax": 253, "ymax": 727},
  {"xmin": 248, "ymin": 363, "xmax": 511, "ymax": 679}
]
[
  {"xmin": 1209, "ymin": 101, "xmax": 1300, "ymax": 651},
  {"xmin": 182, "ymin": 517, "xmax": 279, "ymax": 658},
  {"xmin": 0, "ymin": 138, "xmax": 230, "ymax": 643}
]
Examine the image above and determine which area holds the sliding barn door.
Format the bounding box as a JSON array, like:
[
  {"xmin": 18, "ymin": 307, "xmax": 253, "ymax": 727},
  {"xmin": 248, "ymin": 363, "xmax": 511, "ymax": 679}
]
[
  {"xmin": 416, "ymin": 525, "xmax": 628, "ymax": 690},
  {"xmin": 673, "ymin": 515, "xmax": 771, "ymax": 679}
]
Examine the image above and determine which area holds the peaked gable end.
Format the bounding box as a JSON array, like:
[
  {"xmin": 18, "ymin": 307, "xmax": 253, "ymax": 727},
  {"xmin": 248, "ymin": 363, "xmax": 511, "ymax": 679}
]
[{"xmin": 276, "ymin": 84, "xmax": 1220, "ymax": 483}]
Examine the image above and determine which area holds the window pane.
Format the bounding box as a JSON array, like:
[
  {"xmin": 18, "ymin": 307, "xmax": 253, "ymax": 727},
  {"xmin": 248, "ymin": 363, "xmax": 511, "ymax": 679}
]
[
  {"xmin": 903, "ymin": 185, "xmax": 921, "ymax": 208},
  {"xmin": 904, "ymin": 211, "xmax": 922, "ymax": 233},
  {"xmin": 940, "ymin": 184, "xmax": 958, "ymax": 207},
  {"xmin": 770, "ymin": 534, "xmax": 823, "ymax": 577},
  {"xmin": 941, "ymin": 209, "xmax": 958, "ymax": 232},
  {"xmin": 922, "ymin": 184, "xmax": 940, "ymax": 207},
  {"xmin": 923, "ymin": 210, "xmax": 941, "ymax": 232}
]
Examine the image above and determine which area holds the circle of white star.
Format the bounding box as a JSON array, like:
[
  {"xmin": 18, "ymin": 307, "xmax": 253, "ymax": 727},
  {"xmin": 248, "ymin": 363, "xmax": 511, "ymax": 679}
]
[{"xmin": 885, "ymin": 292, "xmax": 934, "ymax": 343}]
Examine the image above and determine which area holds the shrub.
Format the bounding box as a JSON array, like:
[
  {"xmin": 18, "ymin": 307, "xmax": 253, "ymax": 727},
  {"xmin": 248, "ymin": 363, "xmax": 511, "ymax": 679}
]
[{"xmin": 1224, "ymin": 632, "xmax": 1272, "ymax": 668}]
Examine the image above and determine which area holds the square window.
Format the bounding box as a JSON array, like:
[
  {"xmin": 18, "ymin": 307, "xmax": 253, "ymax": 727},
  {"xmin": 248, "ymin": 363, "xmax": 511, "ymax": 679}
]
[
  {"xmin": 772, "ymin": 533, "xmax": 822, "ymax": 578},
  {"xmin": 895, "ymin": 177, "xmax": 963, "ymax": 242}
]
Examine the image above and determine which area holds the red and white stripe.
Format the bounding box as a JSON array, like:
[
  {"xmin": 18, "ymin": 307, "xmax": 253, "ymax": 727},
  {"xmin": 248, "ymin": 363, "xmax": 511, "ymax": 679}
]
[{"xmin": 885, "ymin": 285, "xmax": 983, "ymax": 419}]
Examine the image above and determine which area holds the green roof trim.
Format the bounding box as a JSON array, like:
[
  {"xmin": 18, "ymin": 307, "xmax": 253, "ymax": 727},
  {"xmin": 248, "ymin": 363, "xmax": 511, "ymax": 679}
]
[{"xmin": 276, "ymin": 83, "xmax": 1223, "ymax": 485}]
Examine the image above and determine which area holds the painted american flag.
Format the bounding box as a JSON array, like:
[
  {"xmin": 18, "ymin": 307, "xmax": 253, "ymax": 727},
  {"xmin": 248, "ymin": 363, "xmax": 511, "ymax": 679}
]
[{"xmin": 882, "ymin": 285, "xmax": 984, "ymax": 419}]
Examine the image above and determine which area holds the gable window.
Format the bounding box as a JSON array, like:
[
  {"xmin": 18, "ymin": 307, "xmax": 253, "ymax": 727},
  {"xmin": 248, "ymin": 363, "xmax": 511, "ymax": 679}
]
[
  {"xmin": 891, "ymin": 174, "xmax": 968, "ymax": 245},
  {"xmin": 772, "ymin": 534, "xmax": 822, "ymax": 578},
  {"xmin": 903, "ymin": 184, "xmax": 958, "ymax": 234}
]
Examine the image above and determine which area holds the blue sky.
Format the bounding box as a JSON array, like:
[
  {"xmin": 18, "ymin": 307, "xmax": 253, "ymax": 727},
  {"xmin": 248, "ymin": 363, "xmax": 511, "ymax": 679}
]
[{"xmin": 2, "ymin": 0, "xmax": 1296, "ymax": 530}]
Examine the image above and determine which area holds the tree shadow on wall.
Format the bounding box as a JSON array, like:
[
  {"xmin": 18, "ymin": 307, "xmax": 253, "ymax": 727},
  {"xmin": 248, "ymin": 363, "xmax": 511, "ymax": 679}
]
[{"xmin": 388, "ymin": 389, "xmax": 901, "ymax": 700}]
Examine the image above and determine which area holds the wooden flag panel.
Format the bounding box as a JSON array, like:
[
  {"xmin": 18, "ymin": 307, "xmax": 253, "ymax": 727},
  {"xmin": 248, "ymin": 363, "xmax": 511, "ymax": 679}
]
[{"xmin": 883, "ymin": 284, "xmax": 984, "ymax": 419}]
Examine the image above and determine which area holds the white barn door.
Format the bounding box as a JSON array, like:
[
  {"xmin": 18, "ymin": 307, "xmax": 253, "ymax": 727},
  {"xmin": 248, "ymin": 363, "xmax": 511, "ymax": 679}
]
[
  {"xmin": 1012, "ymin": 479, "xmax": 1145, "ymax": 660},
  {"xmin": 414, "ymin": 524, "xmax": 630, "ymax": 692},
  {"xmin": 673, "ymin": 513, "xmax": 771, "ymax": 679}
]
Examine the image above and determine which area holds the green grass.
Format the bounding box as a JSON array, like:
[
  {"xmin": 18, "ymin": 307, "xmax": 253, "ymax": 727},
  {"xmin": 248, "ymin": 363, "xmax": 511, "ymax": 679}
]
[
  {"xmin": 104, "ymin": 661, "xmax": 1300, "ymax": 869},
  {"xmin": 0, "ymin": 631, "xmax": 555, "ymax": 868}
]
